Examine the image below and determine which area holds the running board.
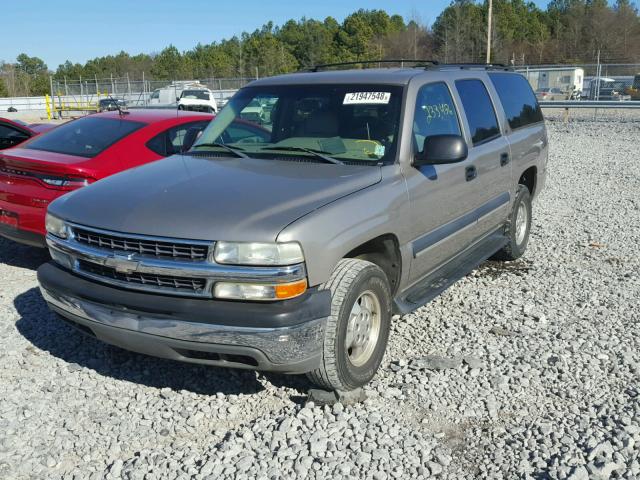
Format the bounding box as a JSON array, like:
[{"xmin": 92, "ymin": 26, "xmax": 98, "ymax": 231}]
[{"xmin": 394, "ymin": 229, "xmax": 508, "ymax": 314}]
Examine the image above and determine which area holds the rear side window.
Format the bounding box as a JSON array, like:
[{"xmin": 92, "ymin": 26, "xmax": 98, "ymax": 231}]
[
  {"xmin": 455, "ymin": 79, "xmax": 500, "ymax": 145},
  {"xmin": 489, "ymin": 73, "xmax": 543, "ymax": 129},
  {"xmin": 0, "ymin": 124, "xmax": 30, "ymax": 149},
  {"xmin": 412, "ymin": 82, "xmax": 461, "ymax": 154},
  {"xmin": 26, "ymin": 117, "xmax": 145, "ymax": 158},
  {"xmin": 146, "ymin": 121, "xmax": 210, "ymax": 156}
]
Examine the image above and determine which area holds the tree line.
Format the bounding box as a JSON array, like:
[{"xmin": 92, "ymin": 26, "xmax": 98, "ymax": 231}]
[{"xmin": 1, "ymin": 0, "xmax": 639, "ymax": 97}]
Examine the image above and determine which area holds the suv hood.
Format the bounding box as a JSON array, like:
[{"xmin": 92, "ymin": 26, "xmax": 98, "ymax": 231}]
[{"xmin": 50, "ymin": 155, "xmax": 382, "ymax": 242}]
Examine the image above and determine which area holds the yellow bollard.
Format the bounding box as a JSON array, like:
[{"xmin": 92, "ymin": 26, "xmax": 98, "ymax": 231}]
[{"xmin": 45, "ymin": 94, "xmax": 52, "ymax": 120}]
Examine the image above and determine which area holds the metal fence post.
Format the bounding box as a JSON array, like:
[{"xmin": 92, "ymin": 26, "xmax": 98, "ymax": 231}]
[{"xmin": 49, "ymin": 75, "xmax": 54, "ymax": 119}]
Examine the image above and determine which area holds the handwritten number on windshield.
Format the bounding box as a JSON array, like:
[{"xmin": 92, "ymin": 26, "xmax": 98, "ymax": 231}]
[{"xmin": 422, "ymin": 103, "xmax": 455, "ymax": 124}]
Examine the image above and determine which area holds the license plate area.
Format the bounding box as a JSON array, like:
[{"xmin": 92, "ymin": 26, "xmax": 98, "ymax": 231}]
[{"xmin": 0, "ymin": 209, "xmax": 18, "ymax": 228}]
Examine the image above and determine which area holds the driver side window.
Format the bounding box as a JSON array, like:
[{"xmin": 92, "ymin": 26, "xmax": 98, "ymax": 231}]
[{"xmin": 413, "ymin": 82, "xmax": 461, "ymax": 155}]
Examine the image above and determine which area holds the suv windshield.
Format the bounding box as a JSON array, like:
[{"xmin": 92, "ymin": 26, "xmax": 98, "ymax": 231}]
[
  {"xmin": 25, "ymin": 116, "xmax": 145, "ymax": 158},
  {"xmin": 195, "ymin": 84, "xmax": 404, "ymax": 164},
  {"xmin": 181, "ymin": 90, "xmax": 210, "ymax": 100}
]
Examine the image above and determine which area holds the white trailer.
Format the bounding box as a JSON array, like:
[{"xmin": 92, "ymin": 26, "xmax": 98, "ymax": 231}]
[{"xmin": 519, "ymin": 67, "xmax": 584, "ymax": 94}]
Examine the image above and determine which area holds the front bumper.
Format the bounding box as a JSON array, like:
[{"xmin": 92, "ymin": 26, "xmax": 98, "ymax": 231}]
[
  {"xmin": 37, "ymin": 262, "xmax": 329, "ymax": 373},
  {"xmin": 0, "ymin": 222, "xmax": 46, "ymax": 247}
]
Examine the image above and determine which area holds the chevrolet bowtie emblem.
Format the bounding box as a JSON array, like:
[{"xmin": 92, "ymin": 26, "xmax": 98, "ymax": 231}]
[{"xmin": 105, "ymin": 253, "xmax": 140, "ymax": 274}]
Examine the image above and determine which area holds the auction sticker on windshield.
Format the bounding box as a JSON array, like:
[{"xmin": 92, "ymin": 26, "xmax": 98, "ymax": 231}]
[{"xmin": 343, "ymin": 92, "xmax": 391, "ymax": 104}]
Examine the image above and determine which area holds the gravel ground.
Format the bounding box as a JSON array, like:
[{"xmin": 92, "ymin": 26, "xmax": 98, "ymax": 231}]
[{"xmin": 0, "ymin": 118, "xmax": 639, "ymax": 480}]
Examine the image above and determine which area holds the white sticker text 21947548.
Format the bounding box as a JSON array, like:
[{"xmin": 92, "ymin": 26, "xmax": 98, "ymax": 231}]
[{"xmin": 343, "ymin": 92, "xmax": 391, "ymax": 105}]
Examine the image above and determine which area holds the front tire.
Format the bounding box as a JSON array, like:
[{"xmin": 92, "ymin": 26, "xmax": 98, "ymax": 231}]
[
  {"xmin": 307, "ymin": 259, "xmax": 392, "ymax": 391},
  {"xmin": 492, "ymin": 184, "xmax": 532, "ymax": 261}
]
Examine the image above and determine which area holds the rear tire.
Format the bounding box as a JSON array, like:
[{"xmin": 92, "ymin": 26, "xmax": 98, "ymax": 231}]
[
  {"xmin": 307, "ymin": 259, "xmax": 392, "ymax": 391},
  {"xmin": 492, "ymin": 184, "xmax": 532, "ymax": 261}
]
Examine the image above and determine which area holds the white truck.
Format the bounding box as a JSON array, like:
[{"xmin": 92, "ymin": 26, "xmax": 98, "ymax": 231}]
[
  {"xmin": 178, "ymin": 88, "xmax": 218, "ymax": 113},
  {"xmin": 148, "ymin": 81, "xmax": 203, "ymax": 107}
]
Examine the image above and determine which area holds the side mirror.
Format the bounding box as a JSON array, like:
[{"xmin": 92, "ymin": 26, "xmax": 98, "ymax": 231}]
[
  {"xmin": 176, "ymin": 96, "xmax": 180, "ymax": 102},
  {"xmin": 413, "ymin": 134, "xmax": 468, "ymax": 166},
  {"xmin": 181, "ymin": 127, "xmax": 202, "ymax": 153}
]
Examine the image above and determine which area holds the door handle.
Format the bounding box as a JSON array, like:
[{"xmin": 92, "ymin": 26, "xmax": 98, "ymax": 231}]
[
  {"xmin": 465, "ymin": 166, "xmax": 477, "ymax": 181},
  {"xmin": 500, "ymin": 153, "xmax": 510, "ymax": 166}
]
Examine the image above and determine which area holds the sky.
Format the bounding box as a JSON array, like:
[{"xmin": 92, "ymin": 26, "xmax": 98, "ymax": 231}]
[{"xmin": 3, "ymin": 0, "xmax": 553, "ymax": 69}]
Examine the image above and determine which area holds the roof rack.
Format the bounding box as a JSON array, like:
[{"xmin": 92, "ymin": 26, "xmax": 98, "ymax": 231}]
[
  {"xmin": 306, "ymin": 59, "xmax": 514, "ymax": 73},
  {"xmin": 432, "ymin": 63, "xmax": 513, "ymax": 71},
  {"xmin": 307, "ymin": 59, "xmax": 440, "ymax": 72}
]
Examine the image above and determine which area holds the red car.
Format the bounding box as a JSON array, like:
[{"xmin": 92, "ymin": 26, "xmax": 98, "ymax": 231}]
[
  {"xmin": 0, "ymin": 110, "xmax": 213, "ymax": 247},
  {"xmin": 0, "ymin": 118, "xmax": 56, "ymax": 150}
]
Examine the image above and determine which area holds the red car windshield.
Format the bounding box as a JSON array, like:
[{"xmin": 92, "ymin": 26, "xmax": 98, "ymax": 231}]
[{"xmin": 25, "ymin": 116, "xmax": 145, "ymax": 158}]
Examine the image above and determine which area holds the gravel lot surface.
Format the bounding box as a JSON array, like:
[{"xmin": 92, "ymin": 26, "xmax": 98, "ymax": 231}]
[{"xmin": 0, "ymin": 119, "xmax": 638, "ymax": 480}]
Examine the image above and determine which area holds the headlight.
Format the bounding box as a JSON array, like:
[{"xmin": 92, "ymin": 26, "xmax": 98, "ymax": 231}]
[
  {"xmin": 214, "ymin": 241, "xmax": 304, "ymax": 266},
  {"xmin": 45, "ymin": 213, "xmax": 68, "ymax": 239},
  {"xmin": 214, "ymin": 279, "xmax": 307, "ymax": 301}
]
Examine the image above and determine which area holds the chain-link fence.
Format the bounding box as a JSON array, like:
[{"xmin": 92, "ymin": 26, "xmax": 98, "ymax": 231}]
[
  {"xmin": 48, "ymin": 76, "xmax": 256, "ymax": 117},
  {"xmin": 50, "ymin": 64, "xmax": 638, "ymax": 109},
  {"xmin": 52, "ymin": 76, "xmax": 254, "ymax": 96},
  {"xmin": 4, "ymin": 65, "xmax": 640, "ymax": 117}
]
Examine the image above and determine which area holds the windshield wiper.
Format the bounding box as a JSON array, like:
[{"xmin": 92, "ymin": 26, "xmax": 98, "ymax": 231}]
[
  {"xmin": 190, "ymin": 142, "xmax": 248, "ymax": 158},
  {"xmin": 260, "ymin": 146, "xmax": 344, "ymax": 165}
]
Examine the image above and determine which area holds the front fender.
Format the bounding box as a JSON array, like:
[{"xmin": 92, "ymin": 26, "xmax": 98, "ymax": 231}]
[{"xmin": 277, "ymin": 165, "xmax": 411, "ymax": 287}]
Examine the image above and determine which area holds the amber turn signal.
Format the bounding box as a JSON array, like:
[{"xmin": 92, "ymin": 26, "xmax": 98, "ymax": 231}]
[
  {"xmin": 214, "ymin": 279, "xmax": 307, "ymax": 301},
  {"xmin": 274, "ymin": 279, "xmax": 308, "ymax": 299}
]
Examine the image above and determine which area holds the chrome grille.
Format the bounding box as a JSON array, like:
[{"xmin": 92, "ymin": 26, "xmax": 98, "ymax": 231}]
[
  {"xmin": 78, "ymin": 260, "xmax": 207, "ymax": 295},
  {"xmin": 72, "ymin": 227, "xmax": 210, "ymax": 261},
  {"xmin": 46, "ymin": 224, "xmax": 305, "ymax": 299}
]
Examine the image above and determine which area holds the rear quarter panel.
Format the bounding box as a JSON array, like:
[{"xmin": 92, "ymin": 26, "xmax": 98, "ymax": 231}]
[
  {"xmin": 506, "ymin": 123, "xmax": 548, "ymax": 198},
  {"xmin": 87, "ymin": 116, "xmax": 212, "ymax": 177},
  {"xmin": 99, "ymin": 123, "xmax": 164, "ymax": 173}
]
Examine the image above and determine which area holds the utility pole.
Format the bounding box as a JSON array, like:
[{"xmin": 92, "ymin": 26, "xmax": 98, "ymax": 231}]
[
  {"xmin": 486, "ymin": 0, "xmax": 493, "ymax": 64},
  {"xmin": 239, "ymin": 39, "xmax": 243, "ymax": 80}
]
